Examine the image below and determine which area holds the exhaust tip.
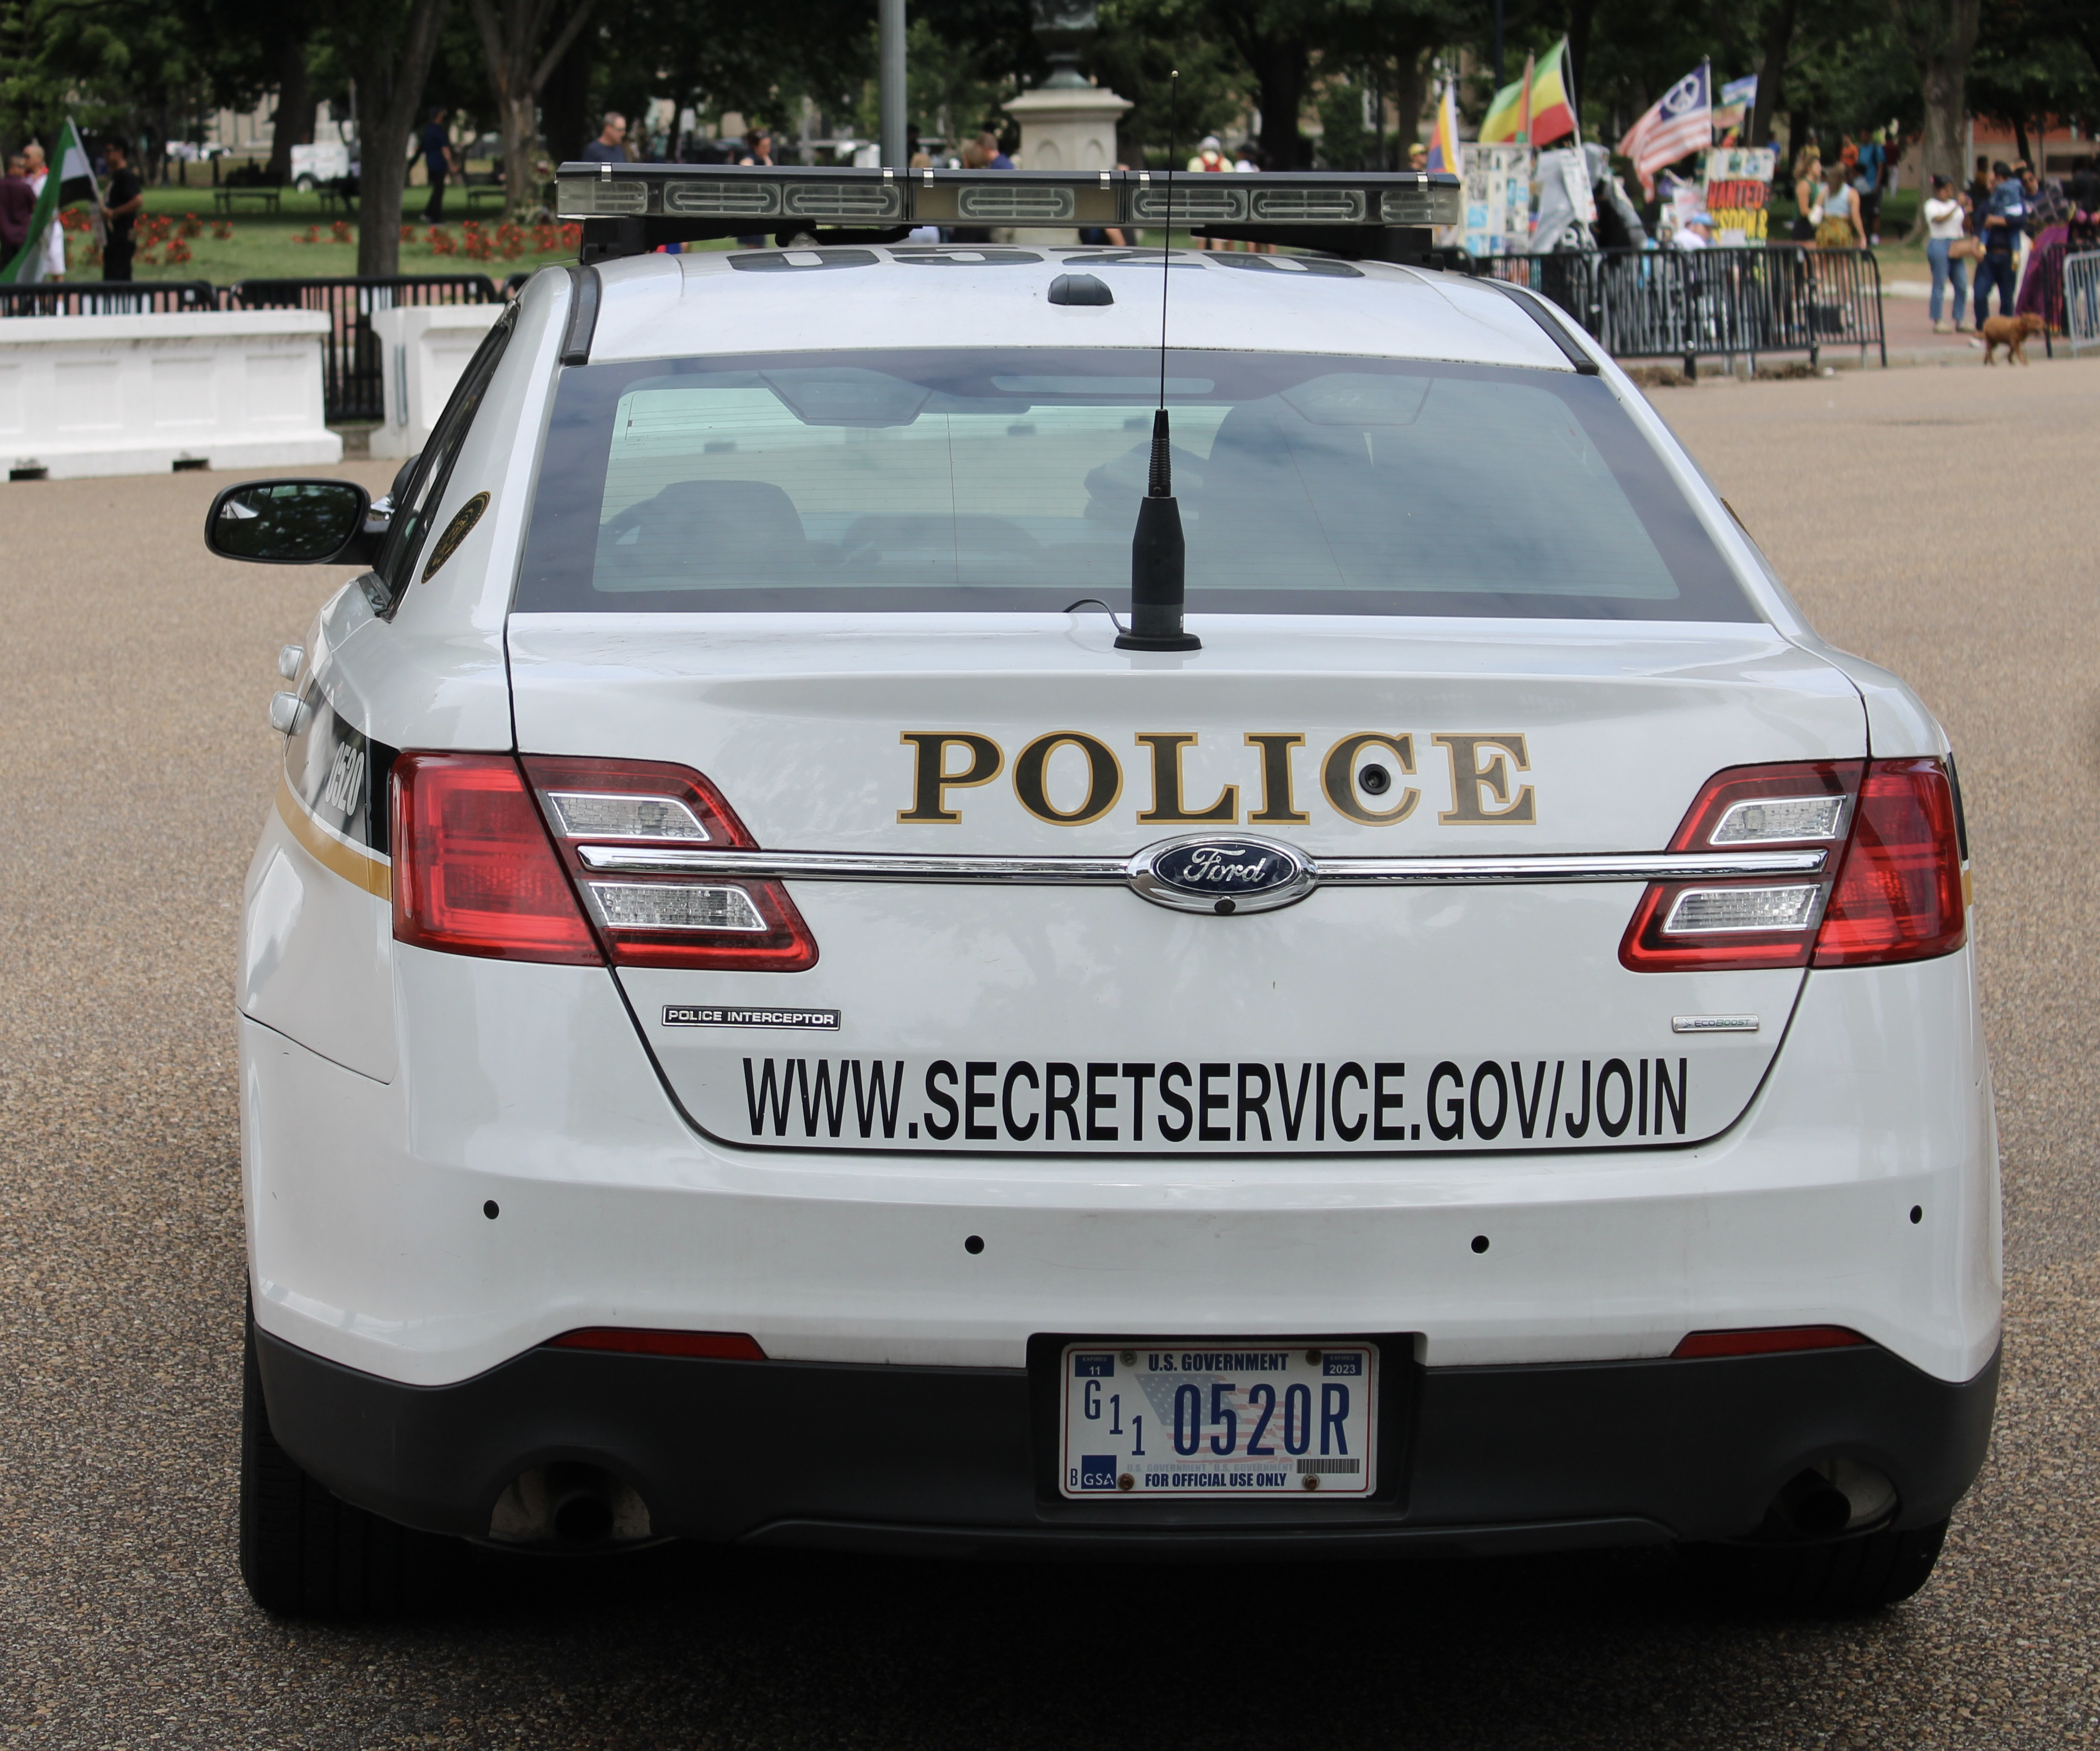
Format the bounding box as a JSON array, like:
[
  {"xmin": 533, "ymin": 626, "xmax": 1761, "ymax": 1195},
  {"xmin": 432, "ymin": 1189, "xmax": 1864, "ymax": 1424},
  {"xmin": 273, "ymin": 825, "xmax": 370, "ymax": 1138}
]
[
  {"xmin": 1766, "ymin": 1457, "xmax": 1899, "ymax": 1541},
  {"xmin": 488, "ymin": 1461, "xmax": 653, "ymax": 1547}
]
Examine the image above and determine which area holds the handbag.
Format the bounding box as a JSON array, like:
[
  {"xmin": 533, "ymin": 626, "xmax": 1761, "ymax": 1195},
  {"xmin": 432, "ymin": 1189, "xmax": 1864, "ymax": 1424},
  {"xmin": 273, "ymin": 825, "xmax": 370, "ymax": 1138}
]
[
  {"xmin": 1950, "ymin": 235, "xmax": 1983, "ymax": 261},
  {"xmin": 1807, "ymin": 199, "xmax": 1825, "ymax": 227}
]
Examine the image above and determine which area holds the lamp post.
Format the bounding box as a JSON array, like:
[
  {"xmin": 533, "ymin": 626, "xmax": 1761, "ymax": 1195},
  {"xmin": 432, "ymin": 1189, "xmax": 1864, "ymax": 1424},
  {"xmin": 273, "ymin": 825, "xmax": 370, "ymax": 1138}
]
[{"xmin": 880, "ymin": 0, "xmax": 907, "ymax": 167}]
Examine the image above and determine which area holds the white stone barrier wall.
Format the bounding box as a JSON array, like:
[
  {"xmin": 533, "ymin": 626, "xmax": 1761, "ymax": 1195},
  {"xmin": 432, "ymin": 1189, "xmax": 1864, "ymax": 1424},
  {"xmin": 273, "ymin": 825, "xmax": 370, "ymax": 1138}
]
[
  {"xmin": 0, "ymin": 311, "xmax": 341, "ymax": 482},
  {"xmin": 372, "ymin": 305, "xmax": 505, "ymax": 459}
]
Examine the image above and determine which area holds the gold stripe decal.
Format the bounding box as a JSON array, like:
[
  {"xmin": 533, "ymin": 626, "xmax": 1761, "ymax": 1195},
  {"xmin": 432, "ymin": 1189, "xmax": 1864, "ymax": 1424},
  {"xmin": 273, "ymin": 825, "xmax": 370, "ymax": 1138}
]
[{"xmin": 276, "ymin": 777, "xmax": 393, "ymax": 901}]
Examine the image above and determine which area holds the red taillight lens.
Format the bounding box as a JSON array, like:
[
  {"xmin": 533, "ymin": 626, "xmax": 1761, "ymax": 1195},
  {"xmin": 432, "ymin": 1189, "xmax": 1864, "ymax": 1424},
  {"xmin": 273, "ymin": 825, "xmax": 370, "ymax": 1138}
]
[
  {"xmin": 1672, "ymin": 1325, "xmax": 1868, "ymax": 1359},
  {"xmin": 392, "ymin": 754, "xmax": 603, "ymax": 963},
  {"xmin": 1620, "ymin": 761, "xmax": 1860, "ymax": 973},
  {"xmin": 545, "ymin": 1328, "xmax": 767, "ymax": 1360},
  {"xmin": 521, "ymin": 756, "xmax": 818, "ymax": 973},
  {"xmin": 1622, "ymin": 757, "xmax": 1967, "ymax": 973},
  {"xmin": 1812, "ymin": 758, "xmax": 1966, "ymax": 967}
]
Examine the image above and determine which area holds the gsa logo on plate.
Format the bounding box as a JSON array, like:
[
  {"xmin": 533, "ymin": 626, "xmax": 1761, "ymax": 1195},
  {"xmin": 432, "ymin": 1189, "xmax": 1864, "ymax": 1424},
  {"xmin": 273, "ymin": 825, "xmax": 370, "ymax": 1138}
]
[{"xmin": 1127, "ymin": 833, "xmax": 1319, "ymax": 915}]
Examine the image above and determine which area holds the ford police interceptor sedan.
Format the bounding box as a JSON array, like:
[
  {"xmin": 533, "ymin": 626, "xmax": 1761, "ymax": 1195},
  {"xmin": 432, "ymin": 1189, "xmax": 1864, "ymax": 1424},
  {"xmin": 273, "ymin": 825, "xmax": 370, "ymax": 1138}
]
[{"xmin": 218, "ymin": 164, "xmax": 1997, "ymax": 1616}]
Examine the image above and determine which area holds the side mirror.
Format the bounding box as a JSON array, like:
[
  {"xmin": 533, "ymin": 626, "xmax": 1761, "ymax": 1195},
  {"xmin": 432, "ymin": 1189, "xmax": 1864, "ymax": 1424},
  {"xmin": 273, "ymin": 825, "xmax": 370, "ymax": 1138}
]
[{"xmin": 205, "ymin": 479, "xmax": 375, "ymax": 565}]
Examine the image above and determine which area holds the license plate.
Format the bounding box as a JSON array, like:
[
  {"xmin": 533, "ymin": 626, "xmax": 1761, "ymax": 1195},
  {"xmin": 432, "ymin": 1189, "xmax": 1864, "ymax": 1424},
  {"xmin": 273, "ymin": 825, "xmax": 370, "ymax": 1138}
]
[{"xmin": 1058, "ymin": 1342, "xmax": 1378, "ymax": 1499}]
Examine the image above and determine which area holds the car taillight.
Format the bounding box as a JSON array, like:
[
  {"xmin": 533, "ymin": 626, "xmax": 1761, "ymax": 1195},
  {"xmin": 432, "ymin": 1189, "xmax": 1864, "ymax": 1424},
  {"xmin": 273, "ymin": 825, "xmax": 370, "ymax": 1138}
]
[
  {"xmin": 392, "ymin": 754, "xmax": 603, "ymax": 963},
  {"xmin": 521, "ymin": 755, "xmax": 818, "ymax": 972},
  {"xmin": 1621, "ymin": 756, "xmax": 1965, "ymax": 973},
  {"xmin": 1811, "ymin": 759, "xmax": 1967, "ymax": 966}
]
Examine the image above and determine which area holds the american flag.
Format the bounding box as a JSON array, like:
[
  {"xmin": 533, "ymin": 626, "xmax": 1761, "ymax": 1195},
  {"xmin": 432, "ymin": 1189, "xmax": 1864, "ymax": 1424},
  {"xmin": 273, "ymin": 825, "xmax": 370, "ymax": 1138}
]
[{"xmin": 1616, "ymin": 63, "xmax": 1712, "ymax": 198}]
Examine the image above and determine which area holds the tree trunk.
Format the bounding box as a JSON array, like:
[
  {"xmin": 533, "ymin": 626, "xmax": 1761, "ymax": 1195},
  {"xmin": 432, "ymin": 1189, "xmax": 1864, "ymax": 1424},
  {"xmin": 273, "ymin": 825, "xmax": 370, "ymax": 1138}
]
[
  {"xmin": 2011, "ymin": 115, "xmax": 2032, "ymax": 169},
  {"xmin": 1391, "ymin": 48, "xmax": 1430, "ymax": 154},
  {"xmin": 1895, "ymin": 0, "xmax": 1980, "ymax": 190},
  {"xmin": 352, "ymin": 0, "xmax": 452, "ymax": 276},
  {"xmin": 267, "ymin": 41, "xmax": 317, "ymax": 185},
  {"xmin": 540, "ymin": 15, "xmax": 592, "ymax": 165},
  {"xmin": 1749, "ymin": 0, "xmax": 1795, "ymax": 148},
  {"xmin": 468, "ymin": 0, "xmax": 596, "ymax": 217}
]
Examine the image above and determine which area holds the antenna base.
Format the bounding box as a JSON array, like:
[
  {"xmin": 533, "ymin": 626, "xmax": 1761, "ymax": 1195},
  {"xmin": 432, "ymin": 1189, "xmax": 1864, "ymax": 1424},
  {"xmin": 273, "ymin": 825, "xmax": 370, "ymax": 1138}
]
[{"xmin": 1114, "ymin": 628, "xmax": 1203, "ymax": 652}]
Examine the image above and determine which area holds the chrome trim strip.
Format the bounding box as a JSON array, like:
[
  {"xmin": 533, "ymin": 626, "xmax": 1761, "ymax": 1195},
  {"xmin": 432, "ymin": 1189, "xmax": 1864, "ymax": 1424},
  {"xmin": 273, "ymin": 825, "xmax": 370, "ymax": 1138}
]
[{"xmin": 575, "ymin": 846, "xmax": 1827, "ymax": 884}]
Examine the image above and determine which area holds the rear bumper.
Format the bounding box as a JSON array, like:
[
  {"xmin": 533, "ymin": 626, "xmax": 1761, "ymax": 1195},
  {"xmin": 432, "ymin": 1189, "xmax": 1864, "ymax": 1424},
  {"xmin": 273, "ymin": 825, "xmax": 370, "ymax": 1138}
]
[{"xmin": 257, "ymin": 1325, "xmax": 1999, "ymax": 1556}]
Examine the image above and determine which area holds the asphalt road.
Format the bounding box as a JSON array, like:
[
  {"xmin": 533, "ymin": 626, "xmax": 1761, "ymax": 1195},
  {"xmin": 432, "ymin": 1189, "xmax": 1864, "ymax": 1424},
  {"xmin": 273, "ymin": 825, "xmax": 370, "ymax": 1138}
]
[{"xmin": 3, "ymin": 359, "xmax": 2098, "ymax": 1749}]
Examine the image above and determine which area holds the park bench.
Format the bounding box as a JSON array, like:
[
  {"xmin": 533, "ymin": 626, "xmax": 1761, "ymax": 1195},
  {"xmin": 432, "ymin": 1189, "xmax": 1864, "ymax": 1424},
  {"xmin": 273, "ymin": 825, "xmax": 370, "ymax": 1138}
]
[{"xmin": 214, "ymin": 185, "xmax": 282, "ymax": 215}]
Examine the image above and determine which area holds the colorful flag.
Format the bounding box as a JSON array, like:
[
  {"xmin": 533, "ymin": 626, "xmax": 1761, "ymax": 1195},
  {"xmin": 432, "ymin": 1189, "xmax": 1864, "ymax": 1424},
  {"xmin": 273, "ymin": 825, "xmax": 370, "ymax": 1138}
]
[
  {"xmin": 1527, "ymin": 39, "xmax": 1577, "ymax": 147},
  {"xmin": 1712, "ymin": 74, "xmax": 1757, "ymax": 134},
  {"xmin": 1615, "ymin": 61, "xmax": 1712, "ymax": 198},
  {"xmin": 1427, "ymin": 78, "xmax": 1463, "ymax": 175},
  {"xmin": 1479, "ymin": 51, "xmax": 1538, "ymax": 144},
  {"xmin": 3, "ymin": 116, "xmax": 98, "ymax": 284}
]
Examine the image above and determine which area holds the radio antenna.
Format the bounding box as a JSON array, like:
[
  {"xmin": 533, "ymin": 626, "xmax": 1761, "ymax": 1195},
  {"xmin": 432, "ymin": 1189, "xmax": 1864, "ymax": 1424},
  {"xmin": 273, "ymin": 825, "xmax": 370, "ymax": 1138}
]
[
  {"xmin": 1158, "ymin": 69, "xmax": 1174, "ymax": 411},
  {"xmin": 1117, "ymin": 67, "xmax": 1200, "ymax": 653}
]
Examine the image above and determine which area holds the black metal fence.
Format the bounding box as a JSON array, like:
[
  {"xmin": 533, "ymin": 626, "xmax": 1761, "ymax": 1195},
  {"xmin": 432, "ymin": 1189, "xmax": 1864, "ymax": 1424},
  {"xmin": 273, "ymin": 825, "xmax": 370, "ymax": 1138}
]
[
  {"xmin": 225, "ymin": 276, "xmax": 502, "ymax": 421},
  {"xmin": 0, "ymin": 280, "xmax": 223, "ymax": 316},
  {"xmin": 1476, "ymin": 245, "xmax": 1886, "ymax": 376}
]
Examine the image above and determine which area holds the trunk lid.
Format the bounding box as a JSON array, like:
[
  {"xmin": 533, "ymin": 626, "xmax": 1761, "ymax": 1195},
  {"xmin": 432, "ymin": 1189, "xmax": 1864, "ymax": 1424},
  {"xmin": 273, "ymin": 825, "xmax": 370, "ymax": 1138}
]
[{"xmin": 507, "ymin": 614, "xmax": 1862, "ymax": 1155}]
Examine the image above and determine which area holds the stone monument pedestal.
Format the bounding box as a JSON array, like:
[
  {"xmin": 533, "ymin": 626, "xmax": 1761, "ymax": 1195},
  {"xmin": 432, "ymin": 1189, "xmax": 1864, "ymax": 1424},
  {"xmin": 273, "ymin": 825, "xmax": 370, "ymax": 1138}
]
[{"xmin": 1006, "ymin": 84, "xmax": 1131, "ymax": 174}]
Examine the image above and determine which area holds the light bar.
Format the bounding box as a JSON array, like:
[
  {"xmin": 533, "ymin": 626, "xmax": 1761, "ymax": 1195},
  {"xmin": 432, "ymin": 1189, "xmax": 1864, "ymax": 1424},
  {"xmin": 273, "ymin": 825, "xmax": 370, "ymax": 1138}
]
[{"xmin": 556, "ymin": 163, "xmax": 1462, "ymax": 233}]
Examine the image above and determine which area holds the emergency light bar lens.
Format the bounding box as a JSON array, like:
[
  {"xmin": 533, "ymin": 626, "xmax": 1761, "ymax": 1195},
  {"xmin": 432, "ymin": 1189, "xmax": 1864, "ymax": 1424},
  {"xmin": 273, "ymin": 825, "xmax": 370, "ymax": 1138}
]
[
  {"xmin": 1251, "ymin": 187, "xmax": 1364, "ymax": 222},
  {"xmin": 557, "ymin": 175, "xmax": 648, "ymax": 215},
  {"xmin": 664, "ymin": 181, "xmax": 779, "ymax": 217},
  {"xmin": 547, "ymin": 791, "xmax": 710, "ymax": 841},
  {"xmin": 958, "ymin": 184, "xmax": 1074, "ymax": 221},
  {"xmin": 588, "ymin": 881, "xmax": 768, "ymax": 933},
  {"xmin": 1709, "ymin": 796, "xmax": 1847, "ymax": 843},
  {"xmin": 1132, "ymin": 184, "xmax": 1244, "ymax": 223},
  {"xmin": 1664, "ymin": 885, "xmax": 1823, "ymax": 934}
]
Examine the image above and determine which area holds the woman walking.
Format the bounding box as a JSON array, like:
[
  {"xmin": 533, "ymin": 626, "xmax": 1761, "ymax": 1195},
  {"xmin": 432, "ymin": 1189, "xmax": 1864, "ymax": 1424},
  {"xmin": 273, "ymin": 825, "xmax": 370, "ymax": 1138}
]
[{"xmin": 1923, "ymin": 174, "xmax": 1971, "ymax": 333}]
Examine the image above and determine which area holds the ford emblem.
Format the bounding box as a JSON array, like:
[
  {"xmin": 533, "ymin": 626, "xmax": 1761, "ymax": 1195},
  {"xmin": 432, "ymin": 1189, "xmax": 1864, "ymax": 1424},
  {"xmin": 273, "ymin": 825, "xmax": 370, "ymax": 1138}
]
[{"xmin": 1127, "ymin": 833, "xmax": 1319, "ymax": 915}]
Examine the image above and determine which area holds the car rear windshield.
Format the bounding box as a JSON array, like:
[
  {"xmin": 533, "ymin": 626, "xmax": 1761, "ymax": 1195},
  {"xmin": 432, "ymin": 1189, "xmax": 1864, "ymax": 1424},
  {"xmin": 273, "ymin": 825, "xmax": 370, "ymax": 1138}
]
[{"xmin": 514, "ymin": 347, "xmax": 1756, "ymax": 621}]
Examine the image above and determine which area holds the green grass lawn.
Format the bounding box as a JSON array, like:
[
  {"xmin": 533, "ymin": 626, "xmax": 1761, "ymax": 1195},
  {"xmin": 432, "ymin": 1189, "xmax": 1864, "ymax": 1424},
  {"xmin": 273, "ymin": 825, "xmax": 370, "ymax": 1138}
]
[{"xmin": 52, "ymin": 184, "xmax": 601, "ymax": 284}]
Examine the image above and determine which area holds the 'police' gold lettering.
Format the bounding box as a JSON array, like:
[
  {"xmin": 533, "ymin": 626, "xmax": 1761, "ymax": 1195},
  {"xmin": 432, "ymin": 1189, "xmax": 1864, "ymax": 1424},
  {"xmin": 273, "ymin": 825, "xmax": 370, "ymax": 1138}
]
[
  {"xmin": 1434, "ymin": 733, "xmax": 1535, "ymax": 824},
  {"xmin": 1014, "ymin": 732, "xmax": 1123, "ymax": 825},
  {"xmin": 898, "ymin": 733, "xmax": 1003, "ymax": 823},
  {"xmin": 1136, "ymin": 734, "xmax": 1238, "ymax": 824},
  {"xmin": 1321, "ymin": 733, "xmax": 1419, "ymax": 825},
  {"xmin": 1244, "ymin": 734, "xmax": 1309, "ymax": 824}
]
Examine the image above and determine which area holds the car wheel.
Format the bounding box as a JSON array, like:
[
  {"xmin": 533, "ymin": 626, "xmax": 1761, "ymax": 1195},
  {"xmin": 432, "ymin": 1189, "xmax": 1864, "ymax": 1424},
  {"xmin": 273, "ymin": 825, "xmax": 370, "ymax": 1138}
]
[
  {"xmin": 240, "ymin": 1304, "xmax": 458, "ymax": 1614},
  {"xmin": 1684, "ymin": 1517, "xmax": 1951, "ymax": 1616},
  {"xmin": 295, "ymin": 174, "xmax": 314, "ymax": 193}
]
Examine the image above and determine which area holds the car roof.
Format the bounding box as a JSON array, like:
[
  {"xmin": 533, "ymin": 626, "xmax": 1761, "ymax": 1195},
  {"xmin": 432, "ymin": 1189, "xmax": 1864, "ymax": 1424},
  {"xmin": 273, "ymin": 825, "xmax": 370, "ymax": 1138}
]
[{"xmin": 582, "ymin": 247, "xmax": 1577, "ymax": 374}]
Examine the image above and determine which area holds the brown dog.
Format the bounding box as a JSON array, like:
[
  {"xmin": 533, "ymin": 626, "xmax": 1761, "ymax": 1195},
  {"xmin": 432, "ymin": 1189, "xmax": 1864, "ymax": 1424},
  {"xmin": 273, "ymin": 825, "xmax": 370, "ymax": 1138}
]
[{"xmin": 1981, "ymin": 312, "xmax": 2047, "ymax": 364}]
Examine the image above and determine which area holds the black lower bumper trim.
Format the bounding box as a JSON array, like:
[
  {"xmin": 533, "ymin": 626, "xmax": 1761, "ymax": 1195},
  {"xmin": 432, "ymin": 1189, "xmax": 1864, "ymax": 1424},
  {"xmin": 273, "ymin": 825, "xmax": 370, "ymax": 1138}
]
[{"xmin": 255, "ymin": 1326, "xmax": 1998, "ymax": 1558}]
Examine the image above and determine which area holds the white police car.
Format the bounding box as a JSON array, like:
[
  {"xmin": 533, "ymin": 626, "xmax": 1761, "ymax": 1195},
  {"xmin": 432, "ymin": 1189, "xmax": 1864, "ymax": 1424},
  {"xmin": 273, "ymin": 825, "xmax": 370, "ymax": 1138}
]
[{"xmin": 218, "ymin": 163, "xmax": 1997, "ymax": 1615}]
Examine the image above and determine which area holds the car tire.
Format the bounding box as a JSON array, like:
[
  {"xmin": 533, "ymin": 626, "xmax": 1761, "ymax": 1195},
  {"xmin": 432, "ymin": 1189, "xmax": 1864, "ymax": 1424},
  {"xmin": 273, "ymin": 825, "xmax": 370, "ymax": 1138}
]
[
  {"xmin": 294, "ymin": 174, "xmax": 315, "ymax": 193},
  {"xmin": 240, "ymin": 1305, "xmax": 459, "ymax": 1615},
  {"xmin": 1684, "ymin": 1517, "xmax": 1951, "ymax": 1616}
]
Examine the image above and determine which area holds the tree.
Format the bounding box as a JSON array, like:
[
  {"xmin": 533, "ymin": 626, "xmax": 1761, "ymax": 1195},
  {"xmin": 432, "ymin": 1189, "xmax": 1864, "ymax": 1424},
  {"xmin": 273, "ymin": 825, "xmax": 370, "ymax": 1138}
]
[
  {"xmin": 465, "ymin": 0, "xmax": 595, "ymax": 213},
  {"xmin": 1886, "ymin": 0, "xmax": 1979, "ymax": 190},
  {"xmin": 327, "ymin": 0, "xmax": 451, "ymax": 273},
  {"xmin": 1969, "ymin": 0, "xmax": 2100, "ymax": 171}
]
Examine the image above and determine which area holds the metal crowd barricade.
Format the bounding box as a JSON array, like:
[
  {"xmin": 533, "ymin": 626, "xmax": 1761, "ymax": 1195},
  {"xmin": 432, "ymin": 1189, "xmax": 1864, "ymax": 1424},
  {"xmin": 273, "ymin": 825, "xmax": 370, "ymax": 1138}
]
[
  {"xmin": 1481, "ymin": 245, "xmax": 1886, "ymax": 377},
  {"xmin": 2066, "ymin": 252, "xmax": 2100, "ymax": 357},
  {"xmin": 0, "ymin": 280, "xmax": 224, "ymax": 317},
  {"xmin": 226, "ymin": 275, "xmax": 501, "ymax": 422}
]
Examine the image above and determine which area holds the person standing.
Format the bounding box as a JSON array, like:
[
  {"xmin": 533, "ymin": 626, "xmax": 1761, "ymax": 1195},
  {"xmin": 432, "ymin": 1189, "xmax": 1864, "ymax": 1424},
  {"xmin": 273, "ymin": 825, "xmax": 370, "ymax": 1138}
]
[
  {"xmin": 979, "ymin": 131, "xmax": 1013, "ymax": 171},
  {"xmin": 416, "ymin": 108, "xmax": 458, "ymax": 223},
  {"xmin": 1789, "ymin": 144, "xmax": 1822, "ymax": 242},
  {"xmin": 99, "ymin": 138, "xmax": 144, "ymax": 281},
  {"xmin": 1854, "ymin": 129, "xmax": 1885, "ymax": 245},
  {"xmin": 734, "ymin": 129, "xmax": 774, "ymax": 247},
  {"xmin": 1923, "ymin": 174, "xmax": 1969, "ymax": 333},
  {"xmin": 1815, "ymin": 162, "xmax": 1863, "ymax": 249},
  {"xmin": 23, "ymin": 142, "xmax": 65, "ymax": 280},
  {"xmin": 581, "ymin": 113, "xmax": 628, "ymax": 164},
  {"xmin": 1973, "ymin": 160, "xmax": 2025, "ymax": 326},
  {"xmin": 0, "ymin": 155, "xmax": 34, "ymax": 270}
]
